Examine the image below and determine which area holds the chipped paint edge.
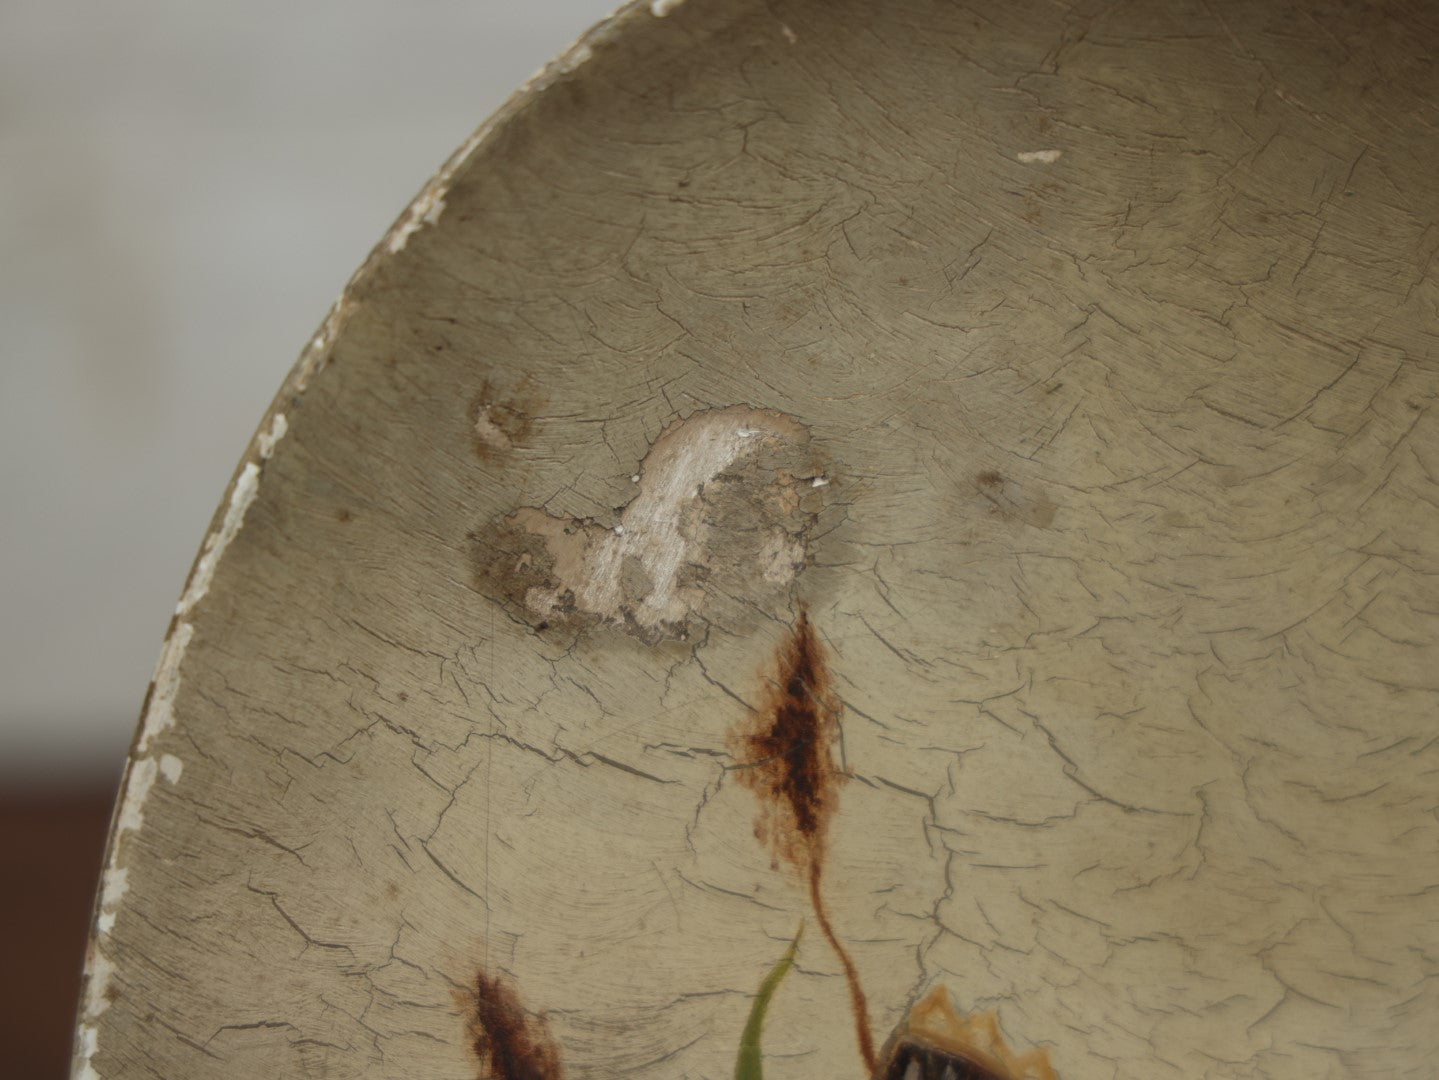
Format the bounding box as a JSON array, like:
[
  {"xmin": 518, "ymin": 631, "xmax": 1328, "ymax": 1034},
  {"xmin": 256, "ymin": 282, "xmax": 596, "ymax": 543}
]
[
  {"xmin": 74, "ymin": 407, "xmax": 290, "ymax": 1079},
  {"xmin": 381, "ymin": 3, "xmax": 632, "ymax": 256}
]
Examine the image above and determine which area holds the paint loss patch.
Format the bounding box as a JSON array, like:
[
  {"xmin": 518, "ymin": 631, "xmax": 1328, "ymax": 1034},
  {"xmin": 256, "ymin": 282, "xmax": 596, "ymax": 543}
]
[{"xmin": 473, "ymin": 406, "xmax": 826, "ymax": 641}]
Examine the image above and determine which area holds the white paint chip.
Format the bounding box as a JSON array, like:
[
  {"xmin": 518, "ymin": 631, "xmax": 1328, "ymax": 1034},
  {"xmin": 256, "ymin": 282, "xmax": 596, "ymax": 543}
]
[
  {"xmin": 256, "ymin": 412, "xmax": 288, "ymax": 459},
  {"xmin": 555, "ymin": 41, "xmax": 594, "ymax": 74},
  {"xmin": 82, "ymin": 950, "xmax": 115, "ymax": 1021},
  {"xmin": 176, "ymin": 462, "xmax": 260, "ymax": 615},
  {"xmin": 96, "ymin": 867, "xmax": 129, "ymax": 935},
  {"xmin": 159, "ymin": 753, "xmax": 184, "ymax": 784},
  {"xmin": 651, "ymin": 0, "xmax": 685, "ymax": 15},
  {"xmin": 385, "ymin": 188, "xmax": 447, "ymax": 254},
  {"xmin": 75, "ymin": 1018, "xmax": 102, "ymax": 1080},
  {"xmin": 1017, "ymin": 149, "xmax": 1063, "ymax": 164},
  {"xmin": 811, "ymin": 475, "xmax": 830, "ymax": 488},
  {"xmin": 115, "ymin": 756, "xmax": 158, "ymax": 837},
  {"xmin": 138, "ymin": 621, "xmax": 194, "ymax": 752}
]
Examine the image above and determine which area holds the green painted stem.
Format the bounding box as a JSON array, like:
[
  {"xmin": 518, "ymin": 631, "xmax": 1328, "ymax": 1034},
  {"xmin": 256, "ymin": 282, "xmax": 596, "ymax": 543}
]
[{"xmin": 735, "ymin": 923, "xmax": 805, "ymax": 1080}]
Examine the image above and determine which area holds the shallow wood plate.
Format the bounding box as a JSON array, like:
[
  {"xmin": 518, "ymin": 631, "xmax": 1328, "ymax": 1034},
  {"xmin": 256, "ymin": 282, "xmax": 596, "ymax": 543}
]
[{"xmin": 79, "ymin": 2, "xmax": 1439, "ymax": 1078}]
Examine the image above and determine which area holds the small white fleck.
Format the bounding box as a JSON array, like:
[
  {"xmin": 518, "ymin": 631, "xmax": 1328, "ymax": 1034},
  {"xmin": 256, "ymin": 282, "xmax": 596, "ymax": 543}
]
[
  {"xmin": 630, "ymin": 473, "xmax": 641, "ymax": 483},
  {"xmin": 1017, "ymin": 149, "xmax": 1063, "ymax": 164},
  {"xmin": 651, "ymin": 0, "xmax": 685, "ymax": 15},
  {"xmin": 159, "ymin": 754, "xmax": 184, "ymax": 784},
  {"xmin": 810, "ymin": 475, "xmax": 829, "ymax": 488},
  {"xmin": 781, "ymin": 23, "xmax": 797, "ymax": 44},
  {"xmin": 613, "ymin": 525, "xmax": 625, "ymax": 535},
  {"xmin": 556, "ymin": 42, "xmax": 594, "ymax": 74}
]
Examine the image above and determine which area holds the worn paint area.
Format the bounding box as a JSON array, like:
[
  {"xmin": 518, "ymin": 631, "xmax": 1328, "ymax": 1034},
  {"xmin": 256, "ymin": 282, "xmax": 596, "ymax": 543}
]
[
  {"xmin": 474, "ymin": 405, "xmax": 824, "ymax": 641},
  {"xmin": 471, "ymin": 385, "xmax": 537, "ymax": 456}
]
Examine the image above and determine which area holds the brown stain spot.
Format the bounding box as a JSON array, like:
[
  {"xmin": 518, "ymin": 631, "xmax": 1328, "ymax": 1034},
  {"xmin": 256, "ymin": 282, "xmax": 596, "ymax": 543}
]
[
  {"xmin": 464, "ymin": 971, "xmax": 563, "ymax": 1080},
  {"xmin": 974, "ymin": 471, "xmax": 1056, "ymax": 530},
  {"xmin": 385, "ymin": 882, "xmax": 400, "ymax": 901},
  {"xmin": 471, "ymin": 378, "xmax": 542, "ymax": 458},
  {"xmin": 335, "ymin": 508, "xmax": 352, "ymax": 523},
  {"xmin": 729, "ymin": 606, "xmax": 845, "ymax": 874}
]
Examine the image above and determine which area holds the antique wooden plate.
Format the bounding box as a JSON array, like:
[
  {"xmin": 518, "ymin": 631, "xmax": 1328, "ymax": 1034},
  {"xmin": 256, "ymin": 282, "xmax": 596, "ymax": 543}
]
[{"xmin": 78, "ymin": 1, "xmax": 1438, "ymax": 1078}]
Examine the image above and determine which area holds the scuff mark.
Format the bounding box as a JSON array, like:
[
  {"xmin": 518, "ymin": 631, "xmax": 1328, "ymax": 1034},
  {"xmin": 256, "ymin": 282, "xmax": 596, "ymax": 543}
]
[
  {"xmin": 474, "ymin": 405, "xmax": 515, "ymax": 451},
  {"xmin": 464, "ymin": 970, "xmax": 564, "ymax": 1080},
  {"xmin": 650, "ymin": 0, "xmax": 686, "ymax": 15},
  {"xmin": 474, "ymin": 405, "xmax": 826, "ymax": 641},
  {"xmin": 470, "ymin": 382, "xmax": 539, "ymax": 458},
  {"xmin": 973, "ymin": 470, "xmax": 1057, "ymax": 530},
  {"xmin": 1016, "ymin": 149, "xmax": 1063, "ymax": 164}
]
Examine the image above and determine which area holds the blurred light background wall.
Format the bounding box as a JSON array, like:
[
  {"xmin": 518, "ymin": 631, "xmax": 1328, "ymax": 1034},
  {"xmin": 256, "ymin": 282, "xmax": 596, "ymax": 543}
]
[{"xmin": 0, "ymin": 1, "xmax": 618, "ymax": 1072}]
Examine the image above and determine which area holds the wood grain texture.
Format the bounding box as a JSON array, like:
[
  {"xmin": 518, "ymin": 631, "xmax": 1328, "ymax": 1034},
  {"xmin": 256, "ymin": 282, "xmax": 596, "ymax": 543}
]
[{"xmin": 78, "ymin": 1, "xmax": 1439, "ymax": 1078}]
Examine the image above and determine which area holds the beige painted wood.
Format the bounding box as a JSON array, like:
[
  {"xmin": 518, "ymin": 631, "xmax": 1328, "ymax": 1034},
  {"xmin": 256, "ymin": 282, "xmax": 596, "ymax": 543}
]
[{"xmin": 77, "ymin": 1, "xmax": 1439, "ymax": 1078}]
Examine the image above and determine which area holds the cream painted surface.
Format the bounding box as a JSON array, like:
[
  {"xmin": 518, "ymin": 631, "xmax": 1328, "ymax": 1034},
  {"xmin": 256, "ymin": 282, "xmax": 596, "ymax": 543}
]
[{"xmin": 78, "ymin": 2, "xmax": 1439, "ymax": 1079}]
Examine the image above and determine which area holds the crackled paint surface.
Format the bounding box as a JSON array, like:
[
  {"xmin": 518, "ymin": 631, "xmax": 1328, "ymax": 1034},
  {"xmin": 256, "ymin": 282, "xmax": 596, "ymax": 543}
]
[{"xmin": 80, "ymin": 1, "xmax": 1439, "ymax": 1079}]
